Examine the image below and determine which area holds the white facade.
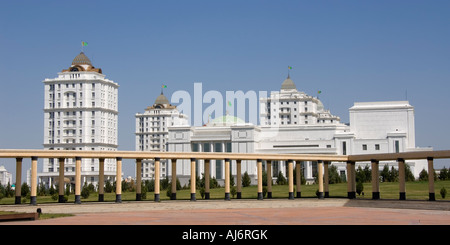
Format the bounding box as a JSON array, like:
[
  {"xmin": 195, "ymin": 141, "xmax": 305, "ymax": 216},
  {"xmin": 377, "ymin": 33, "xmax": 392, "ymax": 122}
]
[
  {"xmin": 135, "ymin": 92, "xmax": 188, "ymax": 180},
  {"xmin": 0, "ymin": 165, "xmax": 13, "ymax": 186},
  {"xmin": 260, "ymin": 75, "xmax": 341, "ymax": 127},
  {"xmin": 40, "ymin": 52, "xmax": 119, "ymax": 188},
  {"xmin": 167, "ymin": 75, "xmax": 430, "ymax": 184}
]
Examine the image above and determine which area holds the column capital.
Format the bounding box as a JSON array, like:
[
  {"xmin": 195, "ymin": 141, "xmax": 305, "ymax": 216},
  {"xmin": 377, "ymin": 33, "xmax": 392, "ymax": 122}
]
[
  {"xmin": 370, "ymin": 159, "xmax": 379, "ymax": 163},
  {"xmin": 427, "ymin": 157, "xmax": 434, "ymax": 161}
]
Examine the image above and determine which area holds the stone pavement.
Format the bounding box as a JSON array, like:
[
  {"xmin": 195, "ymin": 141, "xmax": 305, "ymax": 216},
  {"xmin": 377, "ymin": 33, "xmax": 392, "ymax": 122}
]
[{"xmin": 1, "ymin": 198, "xmax": 449, "ymax": 225}]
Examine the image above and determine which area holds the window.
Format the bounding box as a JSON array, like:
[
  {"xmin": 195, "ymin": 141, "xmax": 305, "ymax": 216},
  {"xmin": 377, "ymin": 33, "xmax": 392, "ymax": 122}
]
[
  {"xmin": 342, "ymin": 142, "xmax": 347, "ymax": 155},
  {"xmin": 395, "ymin": 140, "xmax": 400, "ymax": 153},
  {"xmin": 375, "ymin": 144, "xmax": 380, "ymax": 150},
  {"xmin": 362, "ymin": 144, "xmax": 367, "ymax": 151}
]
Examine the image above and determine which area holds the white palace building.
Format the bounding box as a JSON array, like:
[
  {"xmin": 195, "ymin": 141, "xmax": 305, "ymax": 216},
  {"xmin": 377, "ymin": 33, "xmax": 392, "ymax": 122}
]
[
  {"xmin": 158, "ymin": 75, "xmax": 431, "ymax": 185},
  {"xmin": 39, "ymin": 52, "xmax": 119, "ymax": 188}
]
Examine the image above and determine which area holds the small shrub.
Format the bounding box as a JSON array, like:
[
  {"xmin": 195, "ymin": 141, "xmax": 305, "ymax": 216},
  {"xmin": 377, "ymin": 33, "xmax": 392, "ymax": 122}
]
[
  {"xmin": 440, "ymin": 187, "xmax": 447, "ymax": 199},
  {"xmin": 242, "ymin": 172, "xmax": 251, "ymax": 187},
  {"xmin": 231, "ymin": 186, "xmax": 237, "ymax": 198},
  {"xmin": 200, "ymin": 187, "xmax": 205, "ymax": 199},
  {"xmin": 356, "ymin": 181, "xmax": 364, "ymax": 196},
  {"xmin": 81, "ymin": 185, "xmax": 90, "ymax": 199}
]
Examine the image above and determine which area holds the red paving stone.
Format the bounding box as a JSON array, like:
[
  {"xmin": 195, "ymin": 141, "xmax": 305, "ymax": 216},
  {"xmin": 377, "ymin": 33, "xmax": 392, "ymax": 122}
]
[{"xmin": 3, "ymin": 205, "xmax": 450, "ymax": 225}]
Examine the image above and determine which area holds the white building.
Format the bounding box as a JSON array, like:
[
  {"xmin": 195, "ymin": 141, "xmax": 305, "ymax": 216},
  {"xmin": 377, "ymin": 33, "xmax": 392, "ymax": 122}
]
[
  {"xmin": 40, "ymin": 52, "xmax": 119, "ymax": 188},
  {"xmin": 135, "ymin": 91, "xmax": 188, "ymax": 180},
  {"xmin": 0, "ymin": 165, "xmax": 13, "ymax": 186},
  {"xmin": 167, "ymin": 75, "xmax": 430, "ymax": 185}
]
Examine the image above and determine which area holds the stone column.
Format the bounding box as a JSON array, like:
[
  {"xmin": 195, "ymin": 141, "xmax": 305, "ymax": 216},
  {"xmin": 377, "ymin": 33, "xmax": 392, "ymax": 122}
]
[
  {"xmin": 288, "ymin": 160, "xmax": 294, "ymax": 200},
  {"xmin": 317, "ymin": 160, "xmax": 324, "ymax": 199},
  {"xmin": 324, "ymin": 161, "xmax": 330, "ymax": 198},
  {"xmin": 351, "ymin": 162, "xmax": 356, "ymax": 197},
  {"xmin": 296, "ymin": 161, "xmax": 301, "ymax": 198},
  {"xmin": 190, "ymin": 158, "xmax": 196, "ymax": 201},
  {"xmin": 267, "ymin": 160, "xmax": 272, "ymax": 198},
  {"xmin": 136, "ymin": 158, "xmax": 142, "ymax": 201},
  {"xmin": 115, "ymin": 157, "xmax": 122, "ymax": 203},
  {"xmin": 58, "ymin": 158, "xmax": 65, "ymax": 203},
  {"xmin": 154, "ymin": 158, "xmax": 160, "ymax": 202},
  {"xmin": 30, "ymin": 157, "xmax": 38, "ymax": 205},
  {"xmin": 427, "ymin": 157, "xmax": 435, "ymax": 201},
  {"xmin": 15, "ymin": 158, "xmax": 22, "ymax": 204},
  {"xmin": 204, "ymin": 159, "xmax": 210, "ymax": 199},
  {"xmin": 236, "ymin": 160, "xmax": 242, "ymax": 199},
  {"xmin": 75, "ymin": 157, "xmax": 82, "ymax": 204},
  {"xmin": 257, "ymin": 159, "xmax": 263, "ymax": 200},
  {"xmin": 371, "ymin": 159, "xmax": 380, "ymax": 200},
  {"xmin": 224, "ymin": 158, "xmax": 231, "ymax": 200},
  {"xmin": 98, "ymin": 158, "xmax": 105, "ymax": 202},
  {"xmin": 398, "ymin": 158, "xmax": 406, "ymax": 200},
  {"xmin": 171, "ymin": 158, "xmax": 177, "ymax": 200},
  {"xmin": 346, "ymin": 161, "xmax": 355, "ymax": 199}
]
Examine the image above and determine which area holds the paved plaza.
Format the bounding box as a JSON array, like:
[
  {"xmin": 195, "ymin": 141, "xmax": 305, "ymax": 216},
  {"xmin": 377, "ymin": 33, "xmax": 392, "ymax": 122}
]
[{"xmin": 1, "ymin": 198, "xmax": 449, "ymax": 225}]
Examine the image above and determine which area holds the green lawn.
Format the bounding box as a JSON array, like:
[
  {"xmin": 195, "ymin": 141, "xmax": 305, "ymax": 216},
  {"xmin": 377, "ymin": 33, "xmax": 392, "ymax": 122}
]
[{"xmin": 1, "ymin": 180, "xmax": 449, "ymax": 205}]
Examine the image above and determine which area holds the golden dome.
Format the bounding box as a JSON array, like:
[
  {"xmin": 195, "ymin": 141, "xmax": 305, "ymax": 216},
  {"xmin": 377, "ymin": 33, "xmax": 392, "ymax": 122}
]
[
  {"xmin": 281, "ymin": 75, "xmax": 297, "ymax": 90},
  {"xmin": 71, "ymin": 52, "xmax": 92, "ymax": 66},
  {"xmin": 154, "ymin": 92, "xmax": 170, "ymax": 105}
]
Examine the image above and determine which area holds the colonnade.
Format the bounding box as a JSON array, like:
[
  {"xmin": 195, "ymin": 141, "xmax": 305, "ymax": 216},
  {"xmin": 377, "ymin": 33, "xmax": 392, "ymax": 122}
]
[{"xmin": 3, "ymin": 149, "xmax": 448, "ymax": 205}]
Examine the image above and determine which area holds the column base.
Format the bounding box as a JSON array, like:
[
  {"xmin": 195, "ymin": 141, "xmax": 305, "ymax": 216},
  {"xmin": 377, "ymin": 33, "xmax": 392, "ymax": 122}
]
[
  {"xmin": 171, "ymin": 193, "xmax": 177, "ymax": 200},
  {"xmin": 267, "ymin": 192, "xmax": 272, "ymax": 199},
  {"xmin": 296, "ymin": 192, "xmax": 301, "ymax": 198},
  {"xmin": 75, "ymin": 195, "xmax": 81, "ymax": 204},
  {"xmin": 225, "ymin": 193, "xmax": 230, "ymax": 201},
  {"xmin": 372, "ymin": 192, "xmax": 380, "ymax": 200},
  {"xmin": 58, "ymin": 195, "xmax": 65, "ymax": 203},
  {"xmin": 317, "ymin": 192, "xmax": 324, "ymax": 199},
  {"xmin": 237, "ymin": 192, "xmax": 242, "ymax": 199},
  {"xmin": 15, "ymin": 196, "xmax": 21, "ymax": 204},
  {"xmin": 429, "ymin": 193, "xmax": 435, "ymax": 201},
  {"xmin": 399, "ymin": 192, "xmax": 406, "ymax": 200},
  {"xmin": 324, "ymin": 192, "xmax": 329, "ymax": 198},
  {"xmin": 30, "ymin": 196, "xmax": 37, "ymax": 205},
  {"xmin": 115, "ymin": 194, "xmax": 121, "ymax": 203},
  {"xmin": 257, "ymin": 192, "xmax": 263, "ymax": 200},
  {"xmin": 136, "ymin": 193, "xmax": 142, "ymax": 201},
  {"xmin": 98, "ymin": 194, "xmax": 104, "ymax": 202},
  {"xmin": 288, "ymin": 192, "xmax": 294, "ymax": 200},
  {"xmin": 190, "ymin": 193, "xmax": 196, "ymax": 201},
  {"xmin": 154, "ymin": 194, "xmax": 160, "ymax": 202},
  {"xmin": 348, "ymin": 192, "xmax": 356, "ymax": 199},
  {"xmin": 205, "ymin": 192, "xmax": 210, "ymax": 200}
]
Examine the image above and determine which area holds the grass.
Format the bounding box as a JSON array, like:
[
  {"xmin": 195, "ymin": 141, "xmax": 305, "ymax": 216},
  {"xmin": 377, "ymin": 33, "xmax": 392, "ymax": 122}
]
[{"xmin": 1, "ymin": 180, "xmax": 449, "ymax": 205}]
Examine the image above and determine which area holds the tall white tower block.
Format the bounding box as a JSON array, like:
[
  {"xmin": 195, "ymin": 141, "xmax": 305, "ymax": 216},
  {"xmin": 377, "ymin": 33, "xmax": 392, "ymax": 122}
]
[{"xmin": 40, "ymin": 52, "xmax": 119, "ymax": 188}]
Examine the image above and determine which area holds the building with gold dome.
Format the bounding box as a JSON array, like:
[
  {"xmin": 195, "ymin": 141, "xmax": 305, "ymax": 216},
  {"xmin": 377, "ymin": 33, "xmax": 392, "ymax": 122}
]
[
  {"xmin": 135, "ymin": 91, "xmax": 188, "ymax": 181},
  {"xmin": 40, "ymin": 52, "xmax": 119, "ymax": 192}
]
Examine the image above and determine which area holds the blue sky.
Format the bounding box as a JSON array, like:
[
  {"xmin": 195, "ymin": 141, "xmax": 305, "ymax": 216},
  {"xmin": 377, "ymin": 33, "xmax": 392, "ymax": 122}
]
[{"xmin": 1, "ymin": 0, "xmax": 450, "ymax": 179}]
